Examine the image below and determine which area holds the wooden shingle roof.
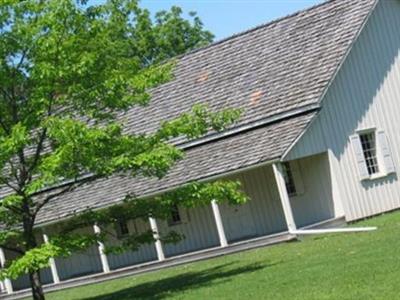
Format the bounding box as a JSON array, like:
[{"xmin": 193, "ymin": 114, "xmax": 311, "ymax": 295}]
[{"xmin": 123, "ymin": 0, "xmax": 376, "ymax": 139}]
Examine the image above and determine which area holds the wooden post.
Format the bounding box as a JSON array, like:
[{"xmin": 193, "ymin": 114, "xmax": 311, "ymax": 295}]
[
  {"xmin": 272, "ymin": 163, "xmax": 297, "ymax": 232},
  {"xmin": 42, "ymin": 233, "xmax": 60, "ymax": 284},
  {"xmin": 0, "ymin": 247, "xmax": 13, "ymax": 294},
  {"xmin": 327, "ymin": 149, "xmax": 346, "ymax": 217},
  {"xmin": 148, "ymin": 217, "xmax": 165, "ymax": 261},
  {"xmin": 93, "ymin": 224, "xmax": 110, "ymax": 273},
  {"xmin": 211, "ymin": 200, "xmax": 228, "ymax": 247}
]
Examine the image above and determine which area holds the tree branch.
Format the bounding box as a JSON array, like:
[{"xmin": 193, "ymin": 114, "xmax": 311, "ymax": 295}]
[
  {"xmin": 14, "ymin": 49, "xmax": 27, "ymax": 71},
  {"xmin": 1, "ymin": 203, "xmax": 25, "ymax": 215},
  {"xmin": 0, "ymin": 244, "xmax": 24, "ymax": 255},
  {"xmin": 33, "ymin": 175, "xmax": 99, "ymax": 215},
  {"xmin": 27, "ymin": 128, "xmax": 47, "ymax": 176},
  {"xmin": 0, "ymin": 176, "xmax": 19, "ymax": 194}
]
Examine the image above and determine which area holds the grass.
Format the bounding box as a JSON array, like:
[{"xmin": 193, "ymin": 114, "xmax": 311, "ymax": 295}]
[{"xmin": 41, "ymin": 212, "xmax": 400, "ymax": 300}]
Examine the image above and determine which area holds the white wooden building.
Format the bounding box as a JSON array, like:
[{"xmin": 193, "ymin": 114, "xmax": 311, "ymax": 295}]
[{"xmin": 2, "ymin": 0, "xmax": 400, "ymax": 294}]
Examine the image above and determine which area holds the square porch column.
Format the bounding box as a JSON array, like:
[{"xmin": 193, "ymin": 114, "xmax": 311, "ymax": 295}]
[
  {"xmin": 211, "ymin": 200, "xmax": 228, "ymax": 247},
  {"xmin": 327, "ymin": 149, "xmax": 346, "ymax": 217},
  {"xmin": 149, "ymin": 217, "xmax": 165, "ymax": 261},
  {"xmin": 272, "ymin": 163, "xmax": 297, "ymax": 232},
  {"xmin": 93, "ymin": 224, "xmax": 110, "ymax": 273},
  {"xmin": 42, "ymin": 233, "xmax": 60, "ymax": 284},
  {"xmin": 0, "ymin": 247, "xmax": 13, "ymax": 294}
]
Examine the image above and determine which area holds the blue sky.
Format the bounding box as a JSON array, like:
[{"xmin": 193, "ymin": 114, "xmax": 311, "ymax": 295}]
[
  {"xmin": 90, "ymin": 0, "xmax": 324, "ymax": 41},
  {"xmin": 143, "ymin": 0, "xmax": 324, "ymax": 40}
]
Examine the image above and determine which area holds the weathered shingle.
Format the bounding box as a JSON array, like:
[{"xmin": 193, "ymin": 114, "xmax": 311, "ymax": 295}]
[{"xmin": 122, "ymin": 0, "xmax": 376, "ymax": 138}]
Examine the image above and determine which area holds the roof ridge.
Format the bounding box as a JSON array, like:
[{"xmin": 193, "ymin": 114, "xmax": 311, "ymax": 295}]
[
  {"xmin": 177, "ymin": 104, "xmax": 320, "ymax": 150},
  {"xmin": 175, "ymin": 0, "xmax": 334, "ymax": 59}
]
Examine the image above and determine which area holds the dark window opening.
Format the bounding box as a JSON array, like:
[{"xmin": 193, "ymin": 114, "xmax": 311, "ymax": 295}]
[
  {"xmin": 168, "ymin": 205, "xmax": 182, "ymax": 226},
  {"xmin": 115, "ymin": 219, "xmax": 129, "ymax": 238},
  {"xmin": 282, "ymin": 162, "xmax": 297, "ymax": 197}
]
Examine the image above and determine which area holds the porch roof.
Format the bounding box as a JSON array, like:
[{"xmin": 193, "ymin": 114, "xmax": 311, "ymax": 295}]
[{"xmin": 36, "ymin": 111, "xmax": 315, "ymax": 225}]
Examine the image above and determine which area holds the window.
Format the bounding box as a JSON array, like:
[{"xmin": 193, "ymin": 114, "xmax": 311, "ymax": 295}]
[
  {"xmin": 115, "ymin": 219, "xmax": 129, "ymax": 238},
  {"xmin": 351, "ymin": 128, "xmax": 396, "ymax": 180},
  {"xmin": 282, "ymin": 162, "xmax": 297, "ymax": 197},
  {"xmin": 359, "ymin": 132, "xmax": 379, "ymax": 175},
  {"xmin": 168, "ymin": 204, "xmax": 182, "ymax": 226}
]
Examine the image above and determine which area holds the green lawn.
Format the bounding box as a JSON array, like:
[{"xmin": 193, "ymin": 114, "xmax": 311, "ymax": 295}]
[{"xmin": 43, "ymin": 212, "xmax": 400, "ymax": 300}]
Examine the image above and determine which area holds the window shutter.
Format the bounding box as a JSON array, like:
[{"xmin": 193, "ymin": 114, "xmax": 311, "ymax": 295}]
[
  {"xmin": 290, "ymin": 161, "xmax": 305, "ymax": 195},
  {"xmin": 350, "ymin": 134, "xmax": 369, "ymax": 180},
  {"xmin": 377, "ymin": 130, "xmax": 396, "ymax": 174}
]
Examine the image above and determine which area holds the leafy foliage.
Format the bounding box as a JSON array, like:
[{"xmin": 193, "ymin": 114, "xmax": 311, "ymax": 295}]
[{"xmin": 0, "ymin": 1, "xmax": 246, "ymax": 298}]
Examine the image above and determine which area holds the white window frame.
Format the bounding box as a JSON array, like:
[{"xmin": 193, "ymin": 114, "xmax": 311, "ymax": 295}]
[
  {"xmin": 351, "ymin": 127, "xmax": 396, "ymax": 181},
  {"xmin": 358, "ymin": 129, "xmax": 382, "ymax": 176}
]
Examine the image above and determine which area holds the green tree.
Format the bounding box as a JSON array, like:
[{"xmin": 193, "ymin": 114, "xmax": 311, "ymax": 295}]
[{"xmin": 0, "ymin": 1, "xmax": 246, "ymax": 299}]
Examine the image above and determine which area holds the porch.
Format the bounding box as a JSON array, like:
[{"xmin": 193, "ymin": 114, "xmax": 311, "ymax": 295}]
[{"xmin": 0, "ymin": 151, "xmax": 344, "ymax": 296}]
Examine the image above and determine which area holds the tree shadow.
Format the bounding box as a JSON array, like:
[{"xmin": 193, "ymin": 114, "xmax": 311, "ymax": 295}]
[{"xmin": 81, "ymin": 261, "xmax": 272, "ymax": 300}]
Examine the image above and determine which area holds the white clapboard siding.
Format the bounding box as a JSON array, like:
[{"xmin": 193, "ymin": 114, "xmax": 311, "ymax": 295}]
[
  {"xmin": 287, "ymin": 154, "xmax": 335, "ymax": 227},
  {"xmin": 224, "ymin": 165, "xmax": 288, "ymax": 240},
  {"xmin": 290, "ymin": 160, "xmax": 305, "ymax": 195},
  {"xmin": 107, "ymin": 219, "xmax": 158, "ymax": 270},
  {"xmin": 160, "ymin": 205, "xmax": 220, "ymax": 257},
  {"xmin": 55, "ymin": 227, "xmax": 103, "ymax": 280},
  {"xmin": 286, "ymin": 0, "xmax": 400, "ymax": 221},
  {"xmin": 220, "ymin": 161, "xmax": 333, "ymax": 241}
]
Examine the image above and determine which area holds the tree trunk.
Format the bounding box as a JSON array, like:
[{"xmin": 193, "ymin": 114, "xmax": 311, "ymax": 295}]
[
  {"xmin": 29, "ymin": 271, "xmax": 45, "ymax": 300},
  {"xmin": 20, "ymin": 197, "xmax": 46, "ymax": 300}
]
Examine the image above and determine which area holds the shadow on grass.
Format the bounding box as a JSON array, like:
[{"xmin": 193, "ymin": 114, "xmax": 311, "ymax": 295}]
[{"xmin": 81, "ymin": 261, "xmax": 271, "ymax": 300}]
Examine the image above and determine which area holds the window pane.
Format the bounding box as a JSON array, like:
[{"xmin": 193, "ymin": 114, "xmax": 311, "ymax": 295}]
[{"xmin": 359, "ymin": 132, "xmax": 379, "ymax": 175}]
